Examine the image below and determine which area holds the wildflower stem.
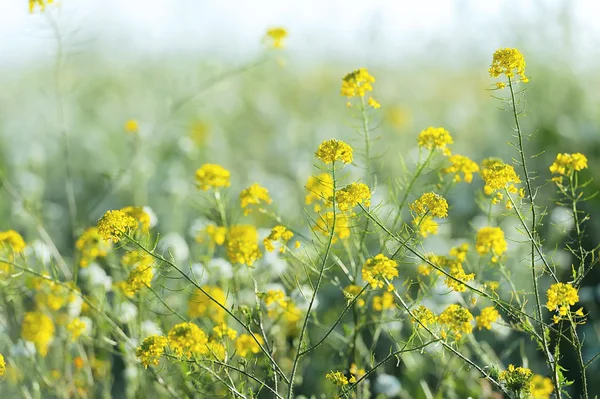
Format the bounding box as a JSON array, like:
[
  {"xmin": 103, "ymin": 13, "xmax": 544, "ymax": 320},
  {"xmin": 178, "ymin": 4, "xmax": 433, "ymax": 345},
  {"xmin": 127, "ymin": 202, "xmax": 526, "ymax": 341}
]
[
  {"xmin": 359, "ymin": 95, "xmax": 372, "ymax": 188},
  {"xmin": 569, "ymin": 173, "xmax": 587, "ymax": 285},
  {"xmin": 568, "ymin": 313, "xmax": 588, "ymax": 398},
  {"xmin": 288, "ymin": 163, "xmax": 337, "ymax": 398}
]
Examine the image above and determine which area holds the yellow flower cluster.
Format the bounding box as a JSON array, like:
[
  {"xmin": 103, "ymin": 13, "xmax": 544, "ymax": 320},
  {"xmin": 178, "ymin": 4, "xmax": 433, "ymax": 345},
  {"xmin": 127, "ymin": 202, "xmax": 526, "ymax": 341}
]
[
  {"xmin": 442, "ymin": 154, "xmax": 479, "ymax": 183},
  {"xmin": 195, "ymin": 163, "xmax": 231, "ymax": 191},
  {"xmin": 489, "ymin": 48, "xmax": 528, "ymax": 83},
  {"xmin": 549, "ymin": 153, "xmax": 588, "ymax": 184},
  {"xmin": 235, "ymin": 333, "xmax": 264, "ymax": 357},
  {"xmin": 196, "ymin": 224, "xmax": 227, "ymax": 249},
  {"xmin": 449, "ymin": 243, "xmax": 469, "ymax": 262},
  {"xmin": 226, "ymin": 225, "xmax": 261, "ymax": 266},
  {"xmin": 21, "ymin": 311, "xmax": 55, "ymax": 357},
  {"xmin": 530, "ymin": 375, "xmax": 554, "ymax": 399},
  {"xmin": 205, "ymin": 340, "xmax": 227, "ymax": 361},
  {"xmin": 344, "ymin": 284, "xmax": 366, "ymax": 307},
  {"xmin": 335, "ymin": 182, "xmax": 371, "ymax": 211},
  {"xmin": 372, "ymin": 291, "xmax": 395, "ymax": 312},
  {"xmin": 476, "ymin": 226, "xmax": 507, "ymax": 262},
  {"xmin": 213, "ymin": 322, "xmax": 237, "ymax": 340},
  {"xmin": 412, "ymin": 305, "xmax": 437, "ymax": 329},
  {"xmin": 362, "ymin": 254, "xmax": 398, "ymax": 289},
  {"xmin": 168, "ymin": 322, "xmax": 209, "ymax": 358},
  {"xmin": 315, "ymin": 139, "xmax": 354, "ymax": 165},
  {"xmin": 305, "ymin": 173, "xmax": 334, "ymax": 212},
  {"xmin": 475, "ymin": 307, "xmax": 499, "ymax": 330},
  {"xmin": 121, "ymin": 264, "xmax": 154, "ymax": 297},
  {"xmin": 263, "ymin": 225, "xmax": 294, "ymax": 253},
  {"xmin": 438, "ymin": 304, "xmax": 473, "ymax": 339},
  {"xmin": 417, "ymin": 127, "xmax": 453, "ymax": 156},
  {"xmin": 0, "ymin": 353, "xmax": 5, "ymax": 376},
  {"xmin": 265, "ymin": 27, "xmax": 287, "ymax": 49},
  {"xmin": 124, "ymin": 119, "xmax": 139, "ymax": 133},
  {"xmin": 188, "ymin": 286, "xmax": 227, "ymax": 323},
  {"xmin": 0, "ymin": 230, "xmax": 26, "ymax": 253},
  {"xmin": 239, "ymin": 183, "xmax": 273, "ymax": 215},
  {"xmin": 121, "ymin": 206, "xmax": 151, "ymax": 232},
  {"xmin": 341, "ymin": 68, "xmax": 375, "ymax": 98},
  {"xmin": 75, "ymin": 227, "xmax": 111, "ymax": 267},
  {"xmin": 499, "ymin": 364, "xmax": 533, "ymax": 394},
  {"xmin": 29, "ymin": 0, "xmax": 54, "ymax": 13},
  {"xmin": 314, "ymin": 212, "xmax": 351, "ymax": 242},
  {"xmin": 546, "ymin": 282, "xmax": 579, "ymax": 323},
  {"xmin": 481, "ymin": 159, "xmax": 521, "ymax": 204},
  {"xmin": 97, "ymin": 210, "xmax": 138, "ymax": 243},
  {"xmin": 444, "ymin": 260, "xmax": 475, "ymax": 292},
  {"xmin": 67, "ymin": 318, "xmax": 86, "ymax": 341},
  {"xmin": 413, "ymin": 215, "xmax": 439, "ymax": 237},
  {"xmin": 410, "ymin": 192, "xmax": 448, "ymax": 218},
  {"xmin": 326, "ymin": 370, "xmax": 355, "ymax": 386},
  {"xmin": 136, "ymin": 335, "xmax": 169, "ymax": 368},
  {"xmin": 262, "ymin": 289, "xmax": 302, "ymax": 324}
]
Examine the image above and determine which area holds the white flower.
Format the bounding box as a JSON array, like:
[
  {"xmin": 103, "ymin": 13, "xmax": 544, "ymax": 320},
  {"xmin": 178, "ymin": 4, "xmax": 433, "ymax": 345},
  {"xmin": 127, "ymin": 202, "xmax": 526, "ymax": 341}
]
[
  {"xmin": 10, "ymin": 340, "xmax": 37, "ymax": 358},
  {"xmin": 290, "ymin": 285, "xmax": 318, "ymax": 311},
  {"xmin": 158, "ymin": 233, "xmax": 190, "ymax": 262},
  {"xmin": 141, "ymin": 320, "xmax": 162, "ymax": 337},
  {"xmin": 67, "ymin": 295, "xmax": 83, "ymax": 318},
  {"xmin": 143, "ymin": 206, "xmax": 158, "ymax": 228},
  {"xmin": 207, "ymin": 258, "xmax": 233, "ymax": 279},
  {"xmin": 375, "ymin": 374, "xmax": 402, "ymax": 396},
  {"xmin": 116, "ymin": 302, "xmax": 138, "ymax": 324},
  {"xmin": 190, "ymin": 263, "xmax": 210, "ymax": 285},
  {"xmin": 80, "ymin": 263, "xmax": 113, "ymax": 292}
]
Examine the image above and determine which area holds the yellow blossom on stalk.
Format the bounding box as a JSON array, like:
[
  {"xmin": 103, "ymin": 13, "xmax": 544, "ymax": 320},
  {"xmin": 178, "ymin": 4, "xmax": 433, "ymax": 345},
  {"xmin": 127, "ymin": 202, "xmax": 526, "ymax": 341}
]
[
  {"xmin": 67, "ymin": 318, "xmax": 86, "ymax": 341},
  {"xmin": 239, "ymin": 183, "xmax": 273, "ymax": 215},
  {"xmin": 476, "ymin": 307, "xmax": 499, "ymax": 330},
  {"xmin": 489, "ymin": 48, "xmax": 528, "ymax": 83},
  {"xmin": 412, "ymin": 305, "xmax": 437, "ymax": 328},
  {"xmin": 438, "ymin": 304, "xmax": 473, "ymax": 339},
  {"xmin": 21, "ymin": 311, "xmax": 55, "ymax": 357},
  {"xmin": 549, "ymin": 153, "xmax": 588, "ymax": 185},
  {"xmin": 326, "ymin": 371, "xmax": 350, "ymax": 386},
  {"xmin": 235, "ymin": 333, "xmax": 264, "ymax": 358},
  {"xmin": 75, "ymin": 227, "xmax": 111, "ymax": 267},
  {"xmin": 476, "ymin": 227, "xmax": 507, "ymax": 262},
  {"xmin": 344, "ymin": 285, "xmax": 366, "ymax": 307},
  {"xmin": 97, "ymin": 210, "xmax": 137, "ymax": 243},
  {"xmin": 372, "ymin": 292, "xmax": 395, "ymax": 312},
  {"xmin": 227, "ymin": 225, "xmax": 261, "ymax": 266},
  {"xmin": 481, "ymin": 159, "xmax": 521, "ymax": 202},
  {"xmin": 530, "ymin": 375, "xmax": 553, "ymax": 399},
  {"xmin": 314, "ymin": 211, "xmax": 351, "ymax": 242},
  {"xmin": 442, "ymin": 155, "xmax": 480, "ymax": 183},
  {"xmin": 335, "ymin": 182, "xmax": 371, "ymax": 212},
  {"xmin": 546, "ymin": 283, "xmax": 579, "ymax": 320},
  {"xmin": 305, "ymin": 173, "xmax": 334, "ymax": 212},
  {"xmin": 121, "ymin": 206, "xmax": 151, "ymax": 232},
  {"xmin": 265, "ymin": 27, "xmax": 287, "ymax": 49},
  {"xmin": 444, "ymin": 261, "xmax": 475, "ymax": 292},
  {"xmin": 0, "ymin": 353, "xmax": 5, "ymax": 376},
  {"xmin": 35, "ymin": 283, "xmax": 69, "ymax": 311},
  {"xmin": 136, "ymin": 335, "xmax": 168, "ymax": 368},
  {"xmin": 315, "ymin": 139, "xmax": 354, "ymax": 164},
  {"xmin": 349, "ymin": 363, "xmax": 366, "ymax": 380},
  {"xmin": 341, "ymin": 68, "xmax": 375, "ymax": 98},
  {"xmin": 412, "ymin": 215, "xmax": 439, "ymax": 238},
  {"xmin": 410, "ymin": 192, "xmax": 448, "ymax": 218},
  {"xmin": 368, "ymin": 97, "xmax": 381, "ymax": 109},
  {"xmin": 188, "ymin": 286, "xmax": 227, "ymax": 323},
  {"xmin": 213, "ymin": 323, "xmax": 237, "ymax": 340},
  {"xmin": 168, "ymin": 322, "xmax": 209, "ymax": 358},
  {"xmin": 205, "ymin": 340, "xmax": 226, "ymax": 361},
  {"xmin": 196, "ymin": 224, "xmax": 227, "ymax": 248},
  {"xmin": 499, "ymin": 364, "xmax": 533, "ymax": 394},
  {"xmin": 282, "ymin": 301, "xmax": 302, "ymax": 324},
  {"xmin": 417, "ymin": 127, "xmax": 453, "ymax": 156},
  {"xmin": 0, "ymin": 230, "xmax": 26, "ymax": 253},
  {"xmin": 263, "ymin": 225, "xmax": 294, "ymax": 253},
  {"xmin": 362, "ymin": 254, "xmax": 398, "ymax": 289},
  {"xmin": 29, "ymin": 0, "xmax": 54, "ymax": 13},
  {"xmin": 449, "ymin": 243, "xmax": 469, "ymax": 262},
  {"xmin": 263, "ymin": 289, "xmax": 287, "ymax": 307},
  {"xmin": 124, "ymin": 119, "xmax": 139, "ymax": 134},
  {"xmin": 122, "ymin": 264, "xmax": 154, "ymax": 297},
  {"xmin": 195, "ymin": 164, "xmax": 231, "ymax": 191}
]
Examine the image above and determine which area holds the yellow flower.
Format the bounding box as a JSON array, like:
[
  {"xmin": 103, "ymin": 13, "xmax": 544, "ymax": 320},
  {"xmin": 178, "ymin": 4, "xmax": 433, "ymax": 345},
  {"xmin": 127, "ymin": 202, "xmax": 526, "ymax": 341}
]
[
  {"xmin": 362, "ymin": 254, "xmax": 398, "ymax": 289},
  {"xmin": 67, "ymin": 318, "xmax": 86, "ymax": 341},
  {"xmin": 368, "ymin": 97, "xmax": 381, "ymax": 109},
  {"xmin": 305, "ymin": 173, "xmax": 334, "ymax": 212},
  {"xmin": 438, "ymin": 304, "xmax": 473, "ymax": 339},
  {"xmin": 481, "ymin": 158, "xmax": 521, "ymax": 198},
  {"xmin": 239, "ymin": 183, "xmax": 273, "ymax": 215},
  {"xmin": 29, "ymin": 0, "xmax": 54, "ymax": 13},
  {"xmin": 121, "ymin": 206, "xmax": 151, "ymax": 232},
  {"xmin": 227, "ymin": 225, "xmax": 261, "ymax": 266},
  {"xmin": 136, "ymin": 335, "xmax": 169, "ymax": 368},
  {"xmin": 444, "ymin": 260, "xmax": 475, "ymax": 292},
  {"xmin": 476, "ymin": 227, "xmax": 507, "ymax": 262},
  {"xmin": 121, "ymin": 261, "xmax": 154, "ymax": 297},
  {"xmin": 372, "ymin": 292, "xmax": 395, "ymax": 312},
  {"xmin": 97, "ymin": 210, "xmax": 137, "ymax": 243},
  {"xmin": 410, "ymin": 192, "xmax": 448, "ymax": 218},
  {"xmin": 124, "ymin": 119, "xmax": 139, "ymax": 134},
  {"xmin": 195, "ymin": 164, "xmax": 231, "ymax": 191},
  {"xmin": 343, "ymin": 284, "xmax": 366, "ymax": 307},
  {"xmin": 235, "ymin": 333, "xmax": 264, "ymax": 357},
  {"xmin": 314, "ymin": 212, "xmax": 351, "ymax": 242},
  {"xmin": 263, "ymin": 225, "xmax": 294, "ymax": 253},
  {"xmin": 412, "ymin": 215, "xmax": 439, "ymax": 238},
  {"xmin": 205, "ymin": 340, "xmax": 226, "ymax": 361},
  {"xmin": 213, "ymin": 323, "xmax": 237, "ymax": 340},
  {"xmin": 417, "ymin": 127, "xmax": 453, "ymax": 156},
  {"xmin": 263, "ymin": 289, "xmax": 287, "ymax": 307},
  {"xmin": 341, "ymin": 68, "xmax": 375, "ymax": 98},
  {"xmin": 168, "ymin": 322, "xmax": 209, "ymax": 358},
  {"xmin": 196, "ymin": 224, "xmax": 227, "ymax": 248},
  {"xmin": 530, "ymin": 375, "xmax": 553, "ymax": 399},
  {"xmin": 0, "ymin": 230, "xmax": 26, "ymax": 253},
  {"xmin": 489, "ymin": 48, "xmax": 528, "ymax": 82},
  {"xmin": 499, "ymin": 364, "xmax": 533, "ymax": 394},
  {"xmin": 546, "ymin": 283, "xmax": 578, "ymax": 314},
  {"xmin": 449, "ymin": 243, "xmax": 469, "ymax": 262},
  {"xmin": 475, "ymin": 307, "xmax": 499, "ymax": 330},
  {"xmin": 76, "ymin": 227, "xmax": 111, "ymax": 267},
  {"xmin": 315, "ymin": 139, "xmax": 354, "ymax": 164},
  {"xmin": 442, "ymin": 155, "xmax": 479, "ymax": 183},
  {"xmin": 326, "ymin": 371, "xmax": 350, "ymax": 386},
  {"xmin": 335, "ymin": 182, "xmax": 371, "ymax": 212},
  {"xmin": 21, "ymin": 311, "xmax": 55, "ymax": 357},
  {"xmin": 266, "ymin": 27, "xmax": 287, "ymax": 49},
  {"xmin": 188, "ymin": 286, "xmax": 227, "ymax": 323},
  {"xmin": 412, "ymin": 305, "xmax": 437, "ymax": 328},
  {"xmin": 0, "ymin": 353, "xmax": 5, "ymax": 376},
  {"xmin": 549, "ymin": 153, "xmax": 588, "ymax": 177}
]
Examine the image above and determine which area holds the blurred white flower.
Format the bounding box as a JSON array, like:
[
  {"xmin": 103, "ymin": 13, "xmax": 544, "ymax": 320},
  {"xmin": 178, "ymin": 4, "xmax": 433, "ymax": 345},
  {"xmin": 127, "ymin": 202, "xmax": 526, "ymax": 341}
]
[
  {"xmin": 158, "ymin": 232, "xmax": 189, "ymax": 262},
  {"xmin": 550, "ymin": 206, "xmax": 574, "ymax": 232},
  {"xmin": 10, "ymin": 340, "xmax": 37, "ymax": 358},
  {"xmin": 190, "ymin": 263, "xmax": 210, "ymax": 285},
  {"xmin": 291, "ymin": 285, "xmax": 318, "ymax": 311},
  {"xmin": 79, "ymin": 263, "xmax": 113, "ymax": 292},
  {"xmin": 375, "ymin": 373, "xmax": 402, "ymax": 396},
  {"xmin": 80, "ymin": 316, "xmax": 93, "ymax": 336},
  {"xmin": 189, "ymin": 217, "xmax": 212, "ymax": 238},
  {"xmin": 67, "ymin": 295, "xmax": 84, "ymax": 318},
  {"xmin": 143, "ymin": 206, "xmax": 159, "ymax": 228},
  {"xmin": 117, "ymin": 302, "xmax": 138, "ymax": 324},
  {"xmin": 26, "ymin": 240, "xmax": 52, "ymax": 266},
  {"xmin": 207, "ymin": 258, "xmax": 233, "ymax": 279},
  {"xmin": 141, "ymin": 320, "xmax": 162, "ymax": 337}
]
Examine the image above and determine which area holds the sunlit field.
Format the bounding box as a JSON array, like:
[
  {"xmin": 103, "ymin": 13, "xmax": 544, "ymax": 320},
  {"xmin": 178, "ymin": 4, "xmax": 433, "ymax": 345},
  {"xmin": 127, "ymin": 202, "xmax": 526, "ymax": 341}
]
[{"xmin": 1, "ymin": 1, "xmax": 600, "ymax": 398}]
